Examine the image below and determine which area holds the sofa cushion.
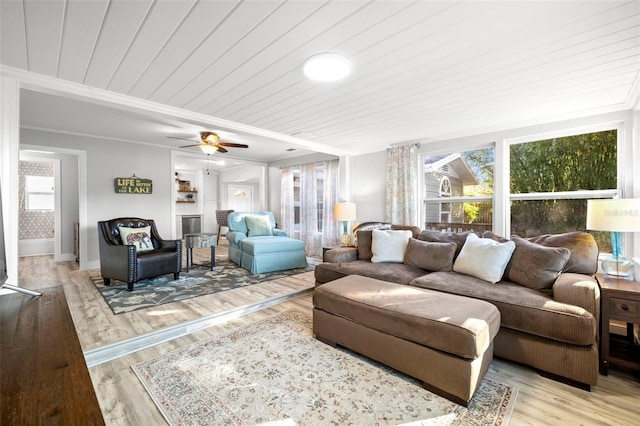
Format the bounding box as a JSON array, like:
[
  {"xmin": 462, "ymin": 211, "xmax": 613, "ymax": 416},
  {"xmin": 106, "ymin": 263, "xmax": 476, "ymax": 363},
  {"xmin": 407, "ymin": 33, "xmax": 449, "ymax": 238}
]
[
  {"xmin": 371, "ymin": 229, "xmax": 413, "ymax": 263},
  {"xmin": 527, "ymin": 232, "xmax": 598, "ymax": 274},
  {"xmin": 484, "ymin": 232, "xmax": 571, "ymax": 291},
  {"xmin": 356, "ymin": 230, "xmax": 375, "ymax": 260},
  {"xmin": 403, "ymin": 238, "xmax": 456, "ymax": 272},
  {"xmin": 417, "ymin": 230, "xmax": 473, "ymax": 259},
  {"xmin": 244, "ymin": 214, "xmax": 273, "ymax": 237},
  {"xmin": 410, "ymin": 272, "xmax": 596, "ymax": 346},
  {"xmin": 453, "ymin": 233, "xmax": 515, "ymax": 284},
  {"xmin": 240, "ymin": 236, "xmax": 304, "ymax": 255},
  {"xmin": 314, "ymin": 261, "xmax": 427, "ymax": 286},
  {"xmin": 118, "ymin": 226, "xmax": 154, "ymax": 252},
  {"xmin": 313, "ymin": 275, "xmax": 500, "ymax": 359}
]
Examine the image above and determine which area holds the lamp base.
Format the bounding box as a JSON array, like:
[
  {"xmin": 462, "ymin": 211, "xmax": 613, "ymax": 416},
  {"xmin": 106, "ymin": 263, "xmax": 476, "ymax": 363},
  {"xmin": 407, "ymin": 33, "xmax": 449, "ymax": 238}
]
[
  {"xmin": 602, "ymin": 255, "xmax": 634, "ymax": 278},
  {"xmin": 340, "ymin": 233, "xmax": 352, "ymax": 247}
]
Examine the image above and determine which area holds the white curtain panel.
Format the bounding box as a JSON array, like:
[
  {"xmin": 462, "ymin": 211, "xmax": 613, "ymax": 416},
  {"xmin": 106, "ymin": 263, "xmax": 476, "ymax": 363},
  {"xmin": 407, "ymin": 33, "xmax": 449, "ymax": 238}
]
[
  {"xmin": 280, "ymin": 166, "xmax": 295, "ymax": 236},
  {"xmin": 299, "ymin": 162, "xmax": 321, "ymax": 256},
  {"xmin": 321, "ymin": 159, "xmax": 340, "ymax": 249},
  {"xmin": 386, "ymin": 143, "xmax": 420, "ymax": 226}
]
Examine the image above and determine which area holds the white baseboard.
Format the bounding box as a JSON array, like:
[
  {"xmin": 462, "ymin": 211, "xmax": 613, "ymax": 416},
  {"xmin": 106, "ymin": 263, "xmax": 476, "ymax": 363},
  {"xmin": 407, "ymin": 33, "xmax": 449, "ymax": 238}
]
[
  {"xmin": 56, "ymin": 252, "xmax": 76, "ymax": 262},
  {"xmin": 85, "ymin": 260, "xmax": 100, "ymax": 271},
  {"xmin": 18, "ymin": 238, "xmax": 54, "ymax": 256}
]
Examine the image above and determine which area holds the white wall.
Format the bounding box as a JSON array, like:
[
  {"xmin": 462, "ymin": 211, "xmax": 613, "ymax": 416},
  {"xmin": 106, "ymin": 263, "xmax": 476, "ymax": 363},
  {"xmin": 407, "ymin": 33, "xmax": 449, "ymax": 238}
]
[
  {"xmin": 202, "ymin": 172, "xmax": 219, "ymax": 233},
  {"xmin": 21, "ymin": 128, "xmax": 174, "ymax": 269},
  {"xmin": 268, "ymin": 167, "xmax": 282, "ymax": 225},
  {"xmin": 350, "ymin": 151, "xmax": 387, "ymax": 222}
]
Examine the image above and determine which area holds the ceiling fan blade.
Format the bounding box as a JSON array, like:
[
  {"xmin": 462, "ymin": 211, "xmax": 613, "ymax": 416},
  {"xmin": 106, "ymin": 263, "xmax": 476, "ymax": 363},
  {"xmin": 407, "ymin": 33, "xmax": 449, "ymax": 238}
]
[
  {"xmin": 218, "ymin": 142, "xmax": 249, "ymax": 148},
  {"xmin": 216, "ymin": 146, "xmax": 228, "ymax": 153},
  {"xmin": 179, "ymin": 144, "xmax": 203, "ymax": 149}
]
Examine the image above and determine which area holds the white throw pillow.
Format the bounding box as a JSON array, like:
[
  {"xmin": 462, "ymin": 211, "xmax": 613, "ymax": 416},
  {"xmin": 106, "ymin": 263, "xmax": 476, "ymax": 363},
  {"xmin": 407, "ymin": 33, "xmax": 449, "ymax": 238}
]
[
  {"xmin": 453, "ymin": 233, "xmax": 515, "ymax": 284},
  {"xmin": 371, "ymin": 229, "xmax": 413, "ymax": 263},
  {"xmin": 119, "ymin": 226, "xmax": 154, "ymax": 252}
]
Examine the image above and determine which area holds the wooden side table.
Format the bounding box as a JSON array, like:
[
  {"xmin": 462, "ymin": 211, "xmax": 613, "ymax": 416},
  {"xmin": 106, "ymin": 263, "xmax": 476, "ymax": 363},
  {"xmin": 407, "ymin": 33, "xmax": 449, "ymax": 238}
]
[
  {"xmin": 597, "ymin": 273, "xmax": 640, "ymax": 376},
  {"xmin": 184, "ymin": 233, "xmax": 217, "ymax": 272}
]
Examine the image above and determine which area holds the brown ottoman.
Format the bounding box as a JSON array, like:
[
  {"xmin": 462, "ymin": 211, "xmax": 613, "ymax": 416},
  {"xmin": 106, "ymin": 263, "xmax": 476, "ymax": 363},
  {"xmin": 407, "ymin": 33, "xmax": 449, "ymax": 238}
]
[{"xmin": 313, "ymin": 275, "xmax": 501, "ymax": 406}]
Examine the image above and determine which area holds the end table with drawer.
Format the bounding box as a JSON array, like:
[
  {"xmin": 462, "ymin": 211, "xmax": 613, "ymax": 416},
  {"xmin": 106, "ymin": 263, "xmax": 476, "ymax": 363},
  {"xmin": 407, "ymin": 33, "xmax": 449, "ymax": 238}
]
[{"xmin": 597, "ymin": 273, "xmax": 640, "ymax": 376}]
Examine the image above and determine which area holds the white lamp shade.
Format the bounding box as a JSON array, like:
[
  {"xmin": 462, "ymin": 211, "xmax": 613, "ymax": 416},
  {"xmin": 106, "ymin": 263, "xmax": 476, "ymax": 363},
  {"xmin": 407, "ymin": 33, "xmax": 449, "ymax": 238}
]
[
  {"xmin": 334, "ymin": 202, "xmax": 356, "ymax": 221},
  {"xmin": 200, "ymin": 144, "xmax": 218, "ymax": 155},
  {"xmin": 586, "ymin": 198, "xmax": 640, "ymax": 232}
]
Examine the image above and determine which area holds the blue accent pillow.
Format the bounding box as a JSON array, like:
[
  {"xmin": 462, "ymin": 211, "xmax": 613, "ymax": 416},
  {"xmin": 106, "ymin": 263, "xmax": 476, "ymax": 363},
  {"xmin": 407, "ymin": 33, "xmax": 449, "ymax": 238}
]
[{"xmin": 244, "ymin": 215, "xmax": 273, "ymax": 237}]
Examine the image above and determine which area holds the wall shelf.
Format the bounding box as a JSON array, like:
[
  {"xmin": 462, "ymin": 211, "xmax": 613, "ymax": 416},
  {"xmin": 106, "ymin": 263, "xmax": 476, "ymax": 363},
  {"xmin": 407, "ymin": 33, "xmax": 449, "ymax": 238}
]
[{"xmin": 176, "ymin": 200, "xmax": 196, "ymax": 204}]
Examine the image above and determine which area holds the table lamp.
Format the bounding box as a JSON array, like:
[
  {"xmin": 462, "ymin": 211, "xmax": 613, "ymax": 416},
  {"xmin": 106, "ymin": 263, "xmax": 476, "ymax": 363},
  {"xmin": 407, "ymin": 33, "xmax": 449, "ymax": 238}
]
[
  {"xmin": 586, "ymin": 198, "xmax": 640, "ymax": 278},
  {"xmin": 334, "ymin": 202, "xmax": 357, "ymax": 246}
]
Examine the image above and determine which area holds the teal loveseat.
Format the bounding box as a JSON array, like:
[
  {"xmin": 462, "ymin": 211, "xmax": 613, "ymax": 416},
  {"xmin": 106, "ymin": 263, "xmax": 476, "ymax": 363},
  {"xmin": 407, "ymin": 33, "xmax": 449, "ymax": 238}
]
[{"xmin": 226, "ymin": 211, "xmax": 307, "ymax": 274}]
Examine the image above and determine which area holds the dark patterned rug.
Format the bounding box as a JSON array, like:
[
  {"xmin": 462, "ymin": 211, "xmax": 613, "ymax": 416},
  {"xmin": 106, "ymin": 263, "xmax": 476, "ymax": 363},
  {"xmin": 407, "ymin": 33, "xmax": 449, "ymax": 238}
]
[{"xmin": 90, "ymin": 257, "xmax": 318, "ymax": 315}]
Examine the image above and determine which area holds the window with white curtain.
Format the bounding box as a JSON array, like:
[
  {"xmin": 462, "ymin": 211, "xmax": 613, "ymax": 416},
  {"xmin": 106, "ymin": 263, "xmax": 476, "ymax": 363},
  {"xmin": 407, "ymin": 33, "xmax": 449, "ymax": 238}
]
[{"xmin": 281, "ymin": 159, "xmax": 340, "ymax": 257}]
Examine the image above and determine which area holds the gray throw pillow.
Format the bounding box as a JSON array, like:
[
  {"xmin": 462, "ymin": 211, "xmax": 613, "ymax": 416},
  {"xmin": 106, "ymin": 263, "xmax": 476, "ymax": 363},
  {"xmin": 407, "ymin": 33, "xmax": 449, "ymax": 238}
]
[
  {"xmin": 417, "ymin": 230, "xmax": 473, "ymax": 259},
  {"xmin": 356, "ymin": 230, "xmax": 374, "ymax": 260},
  {"xmin": 403, "ymin": 238, "xmax": 456, "ymax": 272},
  {"xmin": 527, "ymin": 232, "xmax": 598, "ymax": 274},
  {"xmin": 484, "ymin": 231, "xmax": 571, "ymax": 290}
]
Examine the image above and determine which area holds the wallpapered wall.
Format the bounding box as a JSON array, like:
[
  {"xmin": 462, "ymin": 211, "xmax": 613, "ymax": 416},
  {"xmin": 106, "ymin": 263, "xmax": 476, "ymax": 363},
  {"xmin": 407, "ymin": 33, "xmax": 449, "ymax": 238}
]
[{"xmin": 19, "ymin": 161, "xmax": 54, "ymax": 240}]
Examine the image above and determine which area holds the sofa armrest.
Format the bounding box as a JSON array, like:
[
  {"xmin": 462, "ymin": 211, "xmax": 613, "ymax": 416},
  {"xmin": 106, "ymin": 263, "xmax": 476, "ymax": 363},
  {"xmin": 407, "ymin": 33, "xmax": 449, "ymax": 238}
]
[
  {"xmin": 226, "ymin": 231, "xmax": 246, "ymax": 245},
  {"xmin": 273, "ymin": 228, "xmax": 287, "ymax": 237},
  {"xmin": 156, "ymin": 238, "xmax": 180, "ymax": 251},
  {"xmin": 324, "ymin": 247, "xmax": 358, "ymax": 263},
  {"xmin": 553, "ymin": 273, "xmax": 600, "ymax": 321}
]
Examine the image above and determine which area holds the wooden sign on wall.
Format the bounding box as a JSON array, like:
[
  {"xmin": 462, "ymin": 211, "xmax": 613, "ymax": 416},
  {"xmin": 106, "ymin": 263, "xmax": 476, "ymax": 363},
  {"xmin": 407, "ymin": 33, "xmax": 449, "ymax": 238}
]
[{"xmin": 114, "ymin": 177, "xmax": 152, "ymax": 194}]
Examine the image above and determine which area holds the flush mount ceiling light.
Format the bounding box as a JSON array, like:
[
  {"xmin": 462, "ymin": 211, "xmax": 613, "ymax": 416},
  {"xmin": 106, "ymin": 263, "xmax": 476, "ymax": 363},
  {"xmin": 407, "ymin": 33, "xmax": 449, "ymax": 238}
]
[{"xmin": 303, "ymin": 53, "xmax": 351, "ymax": 82}]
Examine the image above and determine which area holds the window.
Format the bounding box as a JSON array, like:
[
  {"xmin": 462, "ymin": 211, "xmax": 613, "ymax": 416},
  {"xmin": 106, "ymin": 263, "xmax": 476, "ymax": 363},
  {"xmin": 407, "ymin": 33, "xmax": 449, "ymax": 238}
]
[
  {"xmin": 509, "ymin": 129, "xmax": 617, "ymax": 251},
  {"xmin": 423, "ymin": 148, "xmax": 494, "ymax": 233},
  {"xmin": 421, "ymin": 127, "xmax": 619, "ymax": 253},
  {"xmin": 25, "ymin": 175, "xmax": 54, "ymax": 211},
  {"xmin": 292, "ymin": 165, "xmax": 325, "ymax": 233}
]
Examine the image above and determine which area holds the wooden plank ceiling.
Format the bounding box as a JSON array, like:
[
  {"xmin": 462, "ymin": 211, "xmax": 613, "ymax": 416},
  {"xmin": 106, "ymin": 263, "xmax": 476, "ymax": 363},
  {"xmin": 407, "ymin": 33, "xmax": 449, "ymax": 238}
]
[{"xmin": 1, "ymin": 0, "xmax": 639, "ymax": 156}]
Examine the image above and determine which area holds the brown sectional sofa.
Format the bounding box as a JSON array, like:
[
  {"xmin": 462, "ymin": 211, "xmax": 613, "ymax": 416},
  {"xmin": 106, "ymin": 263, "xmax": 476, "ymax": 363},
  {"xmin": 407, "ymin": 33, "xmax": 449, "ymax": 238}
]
[{"xmin": 314, "ymin": 227, "xmax": 601, "ymax": 389}]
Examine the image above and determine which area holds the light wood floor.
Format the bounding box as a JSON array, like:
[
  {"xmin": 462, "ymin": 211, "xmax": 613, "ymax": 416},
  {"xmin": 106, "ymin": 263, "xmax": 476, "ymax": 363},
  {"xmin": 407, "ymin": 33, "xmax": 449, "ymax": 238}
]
[{"xmin": 17, "ymin": 244, "xmax": 640, "ymax": 426}]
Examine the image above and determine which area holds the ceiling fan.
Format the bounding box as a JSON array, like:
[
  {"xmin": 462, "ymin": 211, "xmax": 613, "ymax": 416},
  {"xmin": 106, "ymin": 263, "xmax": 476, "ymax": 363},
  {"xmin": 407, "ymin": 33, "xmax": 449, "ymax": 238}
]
[{"xmin": 169, "ymin": 131, "xmax": 249, "ymax": 155}]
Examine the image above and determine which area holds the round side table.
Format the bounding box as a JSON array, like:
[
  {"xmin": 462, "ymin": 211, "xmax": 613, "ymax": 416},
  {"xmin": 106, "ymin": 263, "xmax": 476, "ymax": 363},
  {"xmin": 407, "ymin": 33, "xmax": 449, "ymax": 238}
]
[{"xmin": 184, "ymin": 233, "xmax": 217, "ymax": 272}]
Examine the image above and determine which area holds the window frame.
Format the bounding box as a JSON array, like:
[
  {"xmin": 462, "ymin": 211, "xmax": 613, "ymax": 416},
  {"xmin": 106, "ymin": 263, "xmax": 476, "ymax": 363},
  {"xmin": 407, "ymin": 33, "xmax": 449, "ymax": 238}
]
[
  {"xmin": 24, "ymin": 174, "xmax": 55, "ymax": 211},
  {"xmin": 420, "ymin": 120, "xmax": 629, "ymax": 255},
  {"xmin": 422, "ymin": 144, "xmax": 495, "ymax": 229},
  {"xmin": 499, "ymin": 122, "xmax": 626, "ymax": 240}
]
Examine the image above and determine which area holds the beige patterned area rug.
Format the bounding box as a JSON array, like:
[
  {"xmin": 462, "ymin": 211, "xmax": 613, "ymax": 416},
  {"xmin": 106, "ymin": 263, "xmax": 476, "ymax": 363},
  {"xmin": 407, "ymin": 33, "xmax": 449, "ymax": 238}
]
[{"xmin": 132, "ymin": 310, "xmax": 517, "ymax": 425}]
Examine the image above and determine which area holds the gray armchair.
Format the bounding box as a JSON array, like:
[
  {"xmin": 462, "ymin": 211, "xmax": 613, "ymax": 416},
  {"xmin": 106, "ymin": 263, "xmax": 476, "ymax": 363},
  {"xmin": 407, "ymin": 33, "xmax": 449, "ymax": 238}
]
[{"xmin": 97, "ymin": 218, "xmax": 182, "ymax": 291}]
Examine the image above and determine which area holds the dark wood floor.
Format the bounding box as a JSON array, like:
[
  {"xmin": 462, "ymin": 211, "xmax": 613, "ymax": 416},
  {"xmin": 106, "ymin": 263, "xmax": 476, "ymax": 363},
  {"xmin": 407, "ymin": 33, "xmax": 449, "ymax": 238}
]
[{"xmin": 1, "ymin": 286, "xmax": 104, "ymax": 425}]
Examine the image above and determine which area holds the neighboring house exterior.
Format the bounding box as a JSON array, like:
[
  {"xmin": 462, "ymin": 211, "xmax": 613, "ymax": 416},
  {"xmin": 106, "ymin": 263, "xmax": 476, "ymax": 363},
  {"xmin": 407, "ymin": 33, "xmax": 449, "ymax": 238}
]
[{"xmin": 424, "ymin": 153, "xmax": 478, "ymax": 224}]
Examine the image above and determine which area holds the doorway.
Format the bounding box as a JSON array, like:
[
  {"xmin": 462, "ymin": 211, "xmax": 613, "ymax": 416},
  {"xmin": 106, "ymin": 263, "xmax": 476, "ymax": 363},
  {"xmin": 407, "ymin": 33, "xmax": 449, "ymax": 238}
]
[
  {"xmin": 18, "ymin": 148, "xmax": 81, "ymax": 264},
  {"xmin": 17, "ymin": 155, "xmax": 58, "ymax": 257},
  {"xmin": 228, "ymin": 185, "xmax": 254, "ymax": 212}
]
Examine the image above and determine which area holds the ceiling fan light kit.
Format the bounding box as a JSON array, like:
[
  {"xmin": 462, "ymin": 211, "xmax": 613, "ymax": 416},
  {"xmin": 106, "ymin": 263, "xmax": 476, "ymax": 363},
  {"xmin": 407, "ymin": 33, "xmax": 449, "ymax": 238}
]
[
  {"xmin": 200, "ymin": 144, "xmax": 218, "ymax": 155},
  {"xmin": 174, "ymin": 131, "xmax": 249, "ymax": 155},
  {"xmin": 304, "ymin": 53, "xmax": 351, "ymax": 81}
]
